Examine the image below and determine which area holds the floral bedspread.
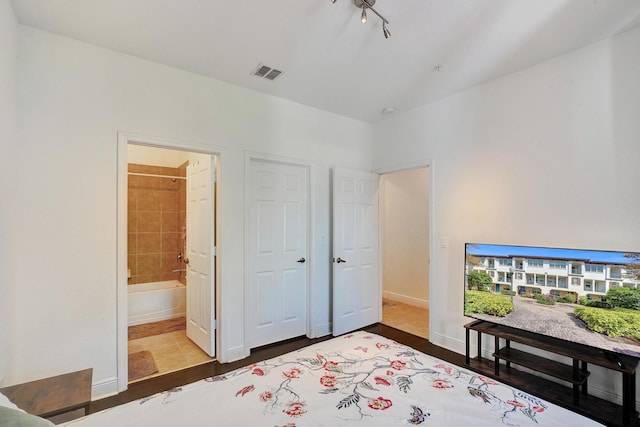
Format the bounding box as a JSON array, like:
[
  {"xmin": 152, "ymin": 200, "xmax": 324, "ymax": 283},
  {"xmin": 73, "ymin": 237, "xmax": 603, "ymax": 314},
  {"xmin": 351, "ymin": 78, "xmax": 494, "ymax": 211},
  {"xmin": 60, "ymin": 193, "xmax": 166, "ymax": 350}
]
[{"xmin": 63, "ymin": 332, "xmax": 603, "ymax": 426}]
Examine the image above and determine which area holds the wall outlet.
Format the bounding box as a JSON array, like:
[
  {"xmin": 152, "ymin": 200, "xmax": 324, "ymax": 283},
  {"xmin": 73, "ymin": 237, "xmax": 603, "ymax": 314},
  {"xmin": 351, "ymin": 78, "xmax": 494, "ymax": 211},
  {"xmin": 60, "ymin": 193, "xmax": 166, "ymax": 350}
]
[{"xmin": 440, "ymin": 237, "xmax": 448, "ymax": 248}]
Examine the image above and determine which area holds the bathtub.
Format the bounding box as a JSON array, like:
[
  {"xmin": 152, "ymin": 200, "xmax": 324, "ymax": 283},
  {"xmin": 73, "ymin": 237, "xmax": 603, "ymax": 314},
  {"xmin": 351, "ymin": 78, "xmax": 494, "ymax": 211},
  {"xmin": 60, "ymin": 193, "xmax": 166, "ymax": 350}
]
[{"xmin": 128, "ymin": 280, "xmax": 186, "ymax": 326}]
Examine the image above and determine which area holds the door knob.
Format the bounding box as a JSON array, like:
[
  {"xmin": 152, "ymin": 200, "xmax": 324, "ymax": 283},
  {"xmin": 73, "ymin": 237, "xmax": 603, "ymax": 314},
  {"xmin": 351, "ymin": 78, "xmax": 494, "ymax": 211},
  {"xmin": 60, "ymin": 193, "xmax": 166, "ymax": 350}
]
[
  {"xmin": 297, "ymin": 257, "xmax": 306, "ymax": 263},
  {"xmin": 183, "ymin": 257, "xmax": 190, "ymax": 265},
  {"xmin": 336, "ymin": 257, "xmax": 346, "ymax": 263}
]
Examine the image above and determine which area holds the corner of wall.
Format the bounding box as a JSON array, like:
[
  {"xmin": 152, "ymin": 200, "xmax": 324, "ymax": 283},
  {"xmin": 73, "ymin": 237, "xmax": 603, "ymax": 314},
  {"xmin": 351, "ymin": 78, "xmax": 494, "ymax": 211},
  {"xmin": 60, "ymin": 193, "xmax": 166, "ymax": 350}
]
[{"xmin": 0, "ymin": 0, "xmax": 18, "ymax": 385}]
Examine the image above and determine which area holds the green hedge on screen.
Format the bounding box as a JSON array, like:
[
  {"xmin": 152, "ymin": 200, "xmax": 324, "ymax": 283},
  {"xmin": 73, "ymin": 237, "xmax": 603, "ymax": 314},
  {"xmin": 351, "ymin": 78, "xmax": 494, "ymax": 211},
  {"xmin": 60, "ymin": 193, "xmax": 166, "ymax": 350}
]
[
  {"xmin": 464, "ymin": 290, "xmax": 514, "ymax": 317},
  {"xmin": 574, "ymin": 305, "xmax": 640, "ymax": 339}
]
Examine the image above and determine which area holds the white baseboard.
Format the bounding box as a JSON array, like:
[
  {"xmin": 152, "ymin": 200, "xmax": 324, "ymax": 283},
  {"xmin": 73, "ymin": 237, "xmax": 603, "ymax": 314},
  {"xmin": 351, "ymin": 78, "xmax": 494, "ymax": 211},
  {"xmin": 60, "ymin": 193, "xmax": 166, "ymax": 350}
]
[
  {"xmin": 430, "ymin": 331, "xmax": 465, "ymax": 355},
  {"xmin": 383, "ymin": 291, "xmax": 429, "ymax": 309},
  {"xmin": 91, "ymin": 377, "xmax": 118, "ymax": 400}
]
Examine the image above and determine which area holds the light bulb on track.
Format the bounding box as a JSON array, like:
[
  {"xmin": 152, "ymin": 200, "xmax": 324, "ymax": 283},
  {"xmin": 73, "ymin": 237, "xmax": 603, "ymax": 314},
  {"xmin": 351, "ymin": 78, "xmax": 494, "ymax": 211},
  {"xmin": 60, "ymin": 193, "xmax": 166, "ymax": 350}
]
[{"xmin": 331, "ymin": 0, "xmax": 391, "ymax": 39}]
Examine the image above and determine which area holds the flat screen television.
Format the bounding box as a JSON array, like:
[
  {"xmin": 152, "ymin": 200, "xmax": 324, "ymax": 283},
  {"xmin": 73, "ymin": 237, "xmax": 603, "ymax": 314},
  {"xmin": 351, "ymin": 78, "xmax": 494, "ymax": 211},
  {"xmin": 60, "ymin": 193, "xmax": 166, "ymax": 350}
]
[{"xmin": 464, "ymin": 243, "xmax": 640, "ymax": 358}]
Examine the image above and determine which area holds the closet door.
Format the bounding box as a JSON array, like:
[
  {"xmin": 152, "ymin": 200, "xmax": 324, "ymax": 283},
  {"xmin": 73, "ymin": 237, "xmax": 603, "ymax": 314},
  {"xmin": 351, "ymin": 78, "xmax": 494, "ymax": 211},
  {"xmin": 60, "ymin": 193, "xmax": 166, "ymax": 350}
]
[
  {"xmin": 247, "ymin": 159, "xmax": 308, "ymax": 348},
  {"xmin": 332, "ymin": 167, "xmax": 380, "ymax": 336}
]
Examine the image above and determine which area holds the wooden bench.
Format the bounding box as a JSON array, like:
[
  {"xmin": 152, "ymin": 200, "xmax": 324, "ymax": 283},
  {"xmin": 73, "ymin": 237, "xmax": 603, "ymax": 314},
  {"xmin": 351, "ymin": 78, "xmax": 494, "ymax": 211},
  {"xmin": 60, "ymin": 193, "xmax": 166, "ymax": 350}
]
[{"xmin": 0, "ymin": 368, "xmax": 92, "ymax": 419}]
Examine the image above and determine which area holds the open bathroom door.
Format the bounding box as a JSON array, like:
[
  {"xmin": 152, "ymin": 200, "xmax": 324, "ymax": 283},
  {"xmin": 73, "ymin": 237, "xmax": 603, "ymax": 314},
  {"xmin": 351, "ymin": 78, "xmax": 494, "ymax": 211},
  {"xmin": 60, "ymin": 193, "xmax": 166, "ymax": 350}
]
[{"xmin": 186, "ymin": 157, "xmax": 216, "ymax": 357}]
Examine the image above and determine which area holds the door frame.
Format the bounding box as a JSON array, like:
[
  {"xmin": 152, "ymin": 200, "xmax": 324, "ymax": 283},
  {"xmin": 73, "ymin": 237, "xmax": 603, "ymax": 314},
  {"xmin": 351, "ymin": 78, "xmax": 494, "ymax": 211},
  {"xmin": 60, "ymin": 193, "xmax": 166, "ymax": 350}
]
[
  {"xmin": 116, "ymin": 132, "xmax": 223, "ymax": 392},
  {"xmin": 375, "ymin": 159, "xmax": 434, "ymax": 339},
  {"xmin": 243, "ymin": 151, "xmax": 313, "ymax": 350}
]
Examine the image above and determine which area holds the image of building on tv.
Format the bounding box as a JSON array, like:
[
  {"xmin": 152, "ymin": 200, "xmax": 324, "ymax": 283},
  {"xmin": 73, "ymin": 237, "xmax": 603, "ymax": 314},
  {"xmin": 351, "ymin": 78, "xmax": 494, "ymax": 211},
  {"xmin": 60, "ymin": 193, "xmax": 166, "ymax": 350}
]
[{"xmin": 464, "ymin": 243, "xmax": 640, "ymax": 357}]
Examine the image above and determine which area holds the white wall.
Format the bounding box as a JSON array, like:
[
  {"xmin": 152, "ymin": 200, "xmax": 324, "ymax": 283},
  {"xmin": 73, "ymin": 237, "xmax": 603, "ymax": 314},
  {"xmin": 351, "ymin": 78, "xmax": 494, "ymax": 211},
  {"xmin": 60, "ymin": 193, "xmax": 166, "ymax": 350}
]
[
  {"xmin": 128, "ymin": 144, "xmax": 194, "ymax": 168},
  {"xmin": 381, "ymin": 168, "xmax": 429, "ymax": 307},
  {"xmin": 373, "ymin": 26, "xmax": 640, "ymax": 405},
  {"xmin": 12, "ymin": 25, "xmax": 372, "ymax": 396},
  {"xmin": 0, "ymin": 1, "xmax": 17, "ymax": 384}
]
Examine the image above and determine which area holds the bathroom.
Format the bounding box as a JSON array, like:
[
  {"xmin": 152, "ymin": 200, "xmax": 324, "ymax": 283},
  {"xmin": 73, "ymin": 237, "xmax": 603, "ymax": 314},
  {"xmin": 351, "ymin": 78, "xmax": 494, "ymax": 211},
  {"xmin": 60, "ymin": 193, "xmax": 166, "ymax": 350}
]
[{"xmin": 126, "ymin": 144, "xmax": 214, "ymax": 382}]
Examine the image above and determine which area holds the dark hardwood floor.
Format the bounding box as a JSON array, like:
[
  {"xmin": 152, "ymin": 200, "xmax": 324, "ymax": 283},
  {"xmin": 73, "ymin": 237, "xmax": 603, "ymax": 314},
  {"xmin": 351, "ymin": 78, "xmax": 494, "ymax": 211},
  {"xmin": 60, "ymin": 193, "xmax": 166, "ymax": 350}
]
[{"xmin": 88, "ymin": 323, "xmax": 463, "ymax": 415}]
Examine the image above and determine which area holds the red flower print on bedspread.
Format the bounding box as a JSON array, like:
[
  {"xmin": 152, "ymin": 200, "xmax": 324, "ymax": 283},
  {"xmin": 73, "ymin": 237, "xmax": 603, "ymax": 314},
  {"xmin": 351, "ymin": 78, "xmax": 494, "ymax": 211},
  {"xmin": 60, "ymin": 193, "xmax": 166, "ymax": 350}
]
[
  {"xmin": 432, "ymin": 379, "xmax": 454, "ymax": 390},
  {"xmin": 477, "ymin": 375, "xmax": 498, "ymax": 385},
  {"xmin": 320, "ymin": 374, "xmax": 337, "ymax": 387},
  {"xmin": 374, "ymin": 376, "xmax": 391, "ymax": 386},
  {"xmin": 323, "ymin": 360, "xmax": 339, "ymax": 371},
  {"xmin": 507, "ymin": 400, "xmax": 526, "ymax": 408},
  {"xmin": 259, "ymin": 391, "xmax": 272, "ymax": 402},
  {"xmin": 433, "ymin": 363, "xmax": 454, "ymax": 375},
  {"xmin": 283, "ymin": 402, "xmax": 307, "ymax": 417},
  {"xmin": 211, "ymin": 332, "xmax": 562, "ymax": 426},
  {"xmin": 368, "ymin": 397, "xmax": 393, "ymax": 411},
  {"xmin": 506, "ymin": 398, "xmax": 547, "ymax": 423},
  {"xmin": 390, "ymin": 360, "xmax": 406, "ymax": 370},
  {"xmin": 283, "ymin": 368, "xmax": 301, "ymax": 379},
  {"xmin": 235, "ymin": 385, "xmax": 254, "ymax": 397}
]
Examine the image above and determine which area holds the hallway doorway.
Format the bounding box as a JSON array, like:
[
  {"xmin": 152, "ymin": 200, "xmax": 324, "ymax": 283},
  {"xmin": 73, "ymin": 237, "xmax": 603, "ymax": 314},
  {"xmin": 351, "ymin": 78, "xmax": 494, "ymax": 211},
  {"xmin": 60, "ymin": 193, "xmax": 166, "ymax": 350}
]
[
  {"xmin": 381, "ymin": 300, "xmax": 428, "ymax": 338},
  {"xmin": 379, "ymin": 167, "xmax": 430, "ymax": 339}
]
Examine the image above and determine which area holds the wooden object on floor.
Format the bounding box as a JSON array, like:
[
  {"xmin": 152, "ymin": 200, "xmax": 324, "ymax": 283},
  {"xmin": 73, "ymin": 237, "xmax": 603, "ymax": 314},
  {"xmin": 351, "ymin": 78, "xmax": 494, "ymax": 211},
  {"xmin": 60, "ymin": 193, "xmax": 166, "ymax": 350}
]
[
  {"xmin": 0, "ymin": 368, "xmax": 92, "ymax": 418},
  {"xmin": 465, "ymin": 320, "xmax": 639, "ymax": 427}
]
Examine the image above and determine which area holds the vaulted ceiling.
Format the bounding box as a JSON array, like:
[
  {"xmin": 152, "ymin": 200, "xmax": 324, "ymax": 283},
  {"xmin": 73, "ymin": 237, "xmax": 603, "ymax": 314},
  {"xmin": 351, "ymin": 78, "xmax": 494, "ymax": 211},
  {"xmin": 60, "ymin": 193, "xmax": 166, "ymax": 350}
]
[{"xmin": 11, "ymin": 0, "xmax": 640, "ymax": 122}]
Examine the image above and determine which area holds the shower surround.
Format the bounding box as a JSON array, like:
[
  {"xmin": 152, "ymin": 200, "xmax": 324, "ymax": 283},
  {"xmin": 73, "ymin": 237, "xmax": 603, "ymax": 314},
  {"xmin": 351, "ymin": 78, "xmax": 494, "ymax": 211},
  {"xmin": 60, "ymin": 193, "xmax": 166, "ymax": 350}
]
[{"xmin": 128, "ymin": 163, "xmax": 187, "ymax": 286}]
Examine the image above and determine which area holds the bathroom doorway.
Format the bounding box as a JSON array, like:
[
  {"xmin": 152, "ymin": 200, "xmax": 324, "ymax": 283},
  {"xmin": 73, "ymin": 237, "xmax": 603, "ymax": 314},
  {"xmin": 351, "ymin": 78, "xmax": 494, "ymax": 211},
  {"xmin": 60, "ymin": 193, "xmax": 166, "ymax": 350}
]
[{"xmin": 117, "ymin": 137, "xmax": 218, "ymax": 387}]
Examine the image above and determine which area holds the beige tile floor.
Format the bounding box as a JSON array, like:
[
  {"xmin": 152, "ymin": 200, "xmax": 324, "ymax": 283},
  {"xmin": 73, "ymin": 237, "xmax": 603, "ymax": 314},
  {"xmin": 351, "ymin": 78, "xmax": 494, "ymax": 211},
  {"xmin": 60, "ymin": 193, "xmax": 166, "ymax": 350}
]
[
  {"xmin": 128, "ymin": 330, "xmax": 212, "ymax": 383},
  {"xmin": 381, "ymin": 299, "xmax": 429, "ymax": 339}
]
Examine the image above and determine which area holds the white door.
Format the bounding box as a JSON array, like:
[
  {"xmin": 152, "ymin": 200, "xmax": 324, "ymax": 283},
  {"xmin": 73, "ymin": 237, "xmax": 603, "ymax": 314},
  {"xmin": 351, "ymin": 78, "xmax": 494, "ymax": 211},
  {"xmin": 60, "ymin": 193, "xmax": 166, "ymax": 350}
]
[
  {"xmin": 186, "ymin": 158, "xmax": 216, "ymax": 357},
  {"xmin": 332, "ymin": 167, "xmax": 380, "ymax": 336},
  {"xmin": 248, "ymin": 159, "xmax": 308, "ymax": 348}
]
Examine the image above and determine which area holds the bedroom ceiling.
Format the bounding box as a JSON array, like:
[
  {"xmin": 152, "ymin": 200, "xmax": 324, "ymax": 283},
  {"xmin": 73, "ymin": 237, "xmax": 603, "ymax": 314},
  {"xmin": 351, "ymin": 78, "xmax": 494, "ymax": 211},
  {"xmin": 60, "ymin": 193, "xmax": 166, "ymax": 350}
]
[{"xmin": 10, "ymin": 0, "xmax": 640, "ymax": 123}]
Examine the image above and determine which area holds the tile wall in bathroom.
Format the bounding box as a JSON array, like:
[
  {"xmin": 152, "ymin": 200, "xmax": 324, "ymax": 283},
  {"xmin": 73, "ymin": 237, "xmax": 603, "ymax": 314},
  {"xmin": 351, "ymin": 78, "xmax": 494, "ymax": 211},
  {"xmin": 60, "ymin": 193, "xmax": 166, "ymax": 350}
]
[{"xmin": 128, "ymin": 163, "xmax": 187, "ymax": 285}]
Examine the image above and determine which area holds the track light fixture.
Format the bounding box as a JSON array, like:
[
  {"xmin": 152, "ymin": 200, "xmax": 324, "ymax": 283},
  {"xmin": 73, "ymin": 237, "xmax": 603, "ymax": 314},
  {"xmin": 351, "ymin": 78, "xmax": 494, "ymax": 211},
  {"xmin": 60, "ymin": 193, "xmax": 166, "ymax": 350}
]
[
  {"xmin": 383, "ymin": 21, "xmax": 390, "ymax": 39},
  {"xmin": 331, "ymin": 0, "xmax": 390, "ymax": 39}
]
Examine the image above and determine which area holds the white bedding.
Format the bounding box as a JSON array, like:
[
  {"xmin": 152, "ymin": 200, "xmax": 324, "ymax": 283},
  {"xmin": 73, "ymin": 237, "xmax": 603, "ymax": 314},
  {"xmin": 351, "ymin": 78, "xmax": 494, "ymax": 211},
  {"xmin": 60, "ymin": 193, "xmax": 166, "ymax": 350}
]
[{"xmin": 62, "ymin": 331, "xmax": 603, "ymax": 426}]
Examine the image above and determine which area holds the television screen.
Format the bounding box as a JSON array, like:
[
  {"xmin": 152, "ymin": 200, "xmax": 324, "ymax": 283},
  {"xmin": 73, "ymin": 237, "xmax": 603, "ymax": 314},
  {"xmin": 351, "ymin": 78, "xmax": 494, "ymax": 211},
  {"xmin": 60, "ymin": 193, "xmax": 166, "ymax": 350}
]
[{"xmin": 464, "ymin": 243, "xmax": 640, "ymax": 357}]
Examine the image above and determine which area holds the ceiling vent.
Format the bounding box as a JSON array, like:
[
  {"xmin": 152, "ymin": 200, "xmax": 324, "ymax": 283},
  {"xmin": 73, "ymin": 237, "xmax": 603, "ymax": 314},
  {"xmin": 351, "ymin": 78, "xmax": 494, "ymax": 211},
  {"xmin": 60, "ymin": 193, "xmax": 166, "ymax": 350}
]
[{"xmin": 252, "ymin": 63, "xmax": 284, "ymax": 81}]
